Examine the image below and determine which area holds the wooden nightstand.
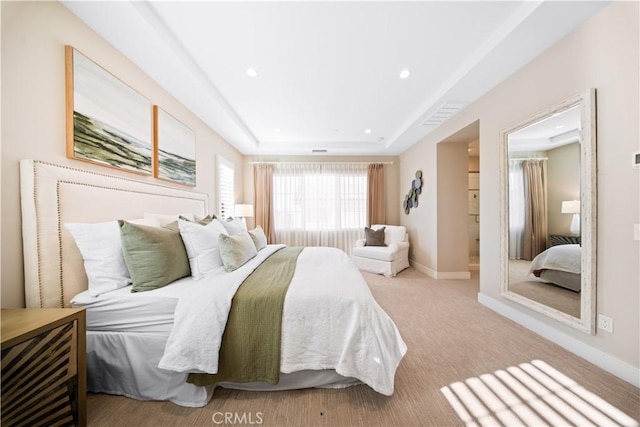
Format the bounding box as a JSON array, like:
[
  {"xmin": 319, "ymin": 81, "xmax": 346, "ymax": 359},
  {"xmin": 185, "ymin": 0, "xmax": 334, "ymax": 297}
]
[{"xmin": 1, "ymin": 308, "xmax": 86, "ymax": 427}]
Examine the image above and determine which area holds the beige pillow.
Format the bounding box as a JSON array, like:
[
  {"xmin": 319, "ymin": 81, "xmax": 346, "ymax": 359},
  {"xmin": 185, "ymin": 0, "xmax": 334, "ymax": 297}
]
[
  {"xmin": 118, "ymin": 220, "xmax": 191, "ymax": 292},
  {"xmin": 164, "ymin": 215, "xmax": 214, "ymax": 233},
  {"xmin": 218, "ymin": 231, "xmax": 258, "ymax": 272},
  {"xmin": 248, "ymin": 225, "xmax": 268, "ymax": 251}
]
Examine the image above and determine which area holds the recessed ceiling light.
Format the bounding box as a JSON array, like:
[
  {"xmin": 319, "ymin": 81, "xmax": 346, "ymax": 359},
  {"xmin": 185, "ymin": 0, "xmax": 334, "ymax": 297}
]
[
  {"xmin": 246, "ymin": 68, "xmax": 258, "ymax": 78},
  {"xmin": 274, "ymin": 128, "xmax": 281, "ymax": 133},
  {"xmin": 399, "ymin": 69, "xmax": 411, "ymax": 79},
  {"xmin": 556, "ymin": 125, "xmax": 565, "ymax": 129},
  {"xmin": 365, "ymin": 129, "xmax": 372, "ymax": 134}
]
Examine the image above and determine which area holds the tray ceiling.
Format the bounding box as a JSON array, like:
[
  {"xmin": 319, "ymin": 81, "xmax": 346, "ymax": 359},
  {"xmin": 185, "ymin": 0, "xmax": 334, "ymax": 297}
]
[{"xmin": 62, "ymin": 1, "xmax": 609, "ymax": 156}]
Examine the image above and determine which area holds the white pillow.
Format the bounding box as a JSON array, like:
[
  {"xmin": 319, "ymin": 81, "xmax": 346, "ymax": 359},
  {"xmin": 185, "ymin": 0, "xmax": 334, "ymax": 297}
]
[
  {"xmin": 65, "ymin": 221, "xmax": 131, "ymax": 296},
  {"xmin": 178, "ymin": 218, "xmax": 228, "ymax": 279},
  {"xmin": 220, "ymin": 217, "xmax": 246, "ymax": 235},
  {"xmin": 373, "ymin": 224, "xmax": 406, "ymax": 245},
  {"xmin": 144, "ymin": 212, "xmax": 195, "ymax": 227}
]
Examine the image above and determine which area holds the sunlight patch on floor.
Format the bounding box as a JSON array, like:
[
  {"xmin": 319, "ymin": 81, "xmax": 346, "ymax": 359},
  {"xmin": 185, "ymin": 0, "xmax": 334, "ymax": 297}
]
[{"xmin": 441, "ymin": 360, "xmax": 638, "ymax": 427}]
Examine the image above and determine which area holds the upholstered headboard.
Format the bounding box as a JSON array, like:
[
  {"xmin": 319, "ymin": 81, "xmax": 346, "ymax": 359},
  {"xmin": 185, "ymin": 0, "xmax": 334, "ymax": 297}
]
[{"xmin": 20, "ymin": 160, "xmax": 209, "ymax": 308}]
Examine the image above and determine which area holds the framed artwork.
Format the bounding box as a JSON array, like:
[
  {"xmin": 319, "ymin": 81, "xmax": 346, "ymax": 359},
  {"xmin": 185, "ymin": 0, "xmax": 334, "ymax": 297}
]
[
  {"xmin": 65, "ymin": 46, "xmax": 152, "ymax": 175},
  {"xmin": 153, "ymin": 106, "xmax": 196, "ymax": 186}
]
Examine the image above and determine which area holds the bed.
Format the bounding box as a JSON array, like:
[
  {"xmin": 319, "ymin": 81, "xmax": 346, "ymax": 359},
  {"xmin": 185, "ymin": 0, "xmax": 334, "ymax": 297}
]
[
  {"xmin": 528, "ymin": 243, "xmax": 581, "ymax": 292},
  {"xmin": 19, "ymin": 160, "xmax": 407, "ymax": 407}
]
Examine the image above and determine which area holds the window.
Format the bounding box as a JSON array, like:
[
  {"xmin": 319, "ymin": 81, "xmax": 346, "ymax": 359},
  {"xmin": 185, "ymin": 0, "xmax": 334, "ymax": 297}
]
[
  {"xmin": 218, "ymin": 156, "xmax": 234, "ymax": 219},
  {"xmin": 272, "ymin": 163, "xmax": 367, "ymax": 254}
]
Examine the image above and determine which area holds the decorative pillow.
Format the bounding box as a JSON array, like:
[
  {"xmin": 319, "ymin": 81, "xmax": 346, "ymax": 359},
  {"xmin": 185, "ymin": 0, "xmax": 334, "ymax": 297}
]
[
  {"xmin": 365, "ymin": 226, "xmax": 386, "ymax": 246},
  {"xmin": 374, "ymin": 224, "xmax": 406, "ymax": 245},
  {"xmin": 220, "ymin": 217, "xmax": 246, "ymax": 235},
  {"xmin": 218, "ymin": 231, "xmax": 258, "ymax": 272},
  {"xmin": 143, "ymin": 212, "xmax": 196, "ymax": 227},
  {"xmin": 65, "ymin": 221, "xmax": 131, "ymax": 296},
  {"xmin": 118, "ymin": 220, "xmax": 191, "ymax": 292},
  {"xmin": 195, "ymin": 213, "xmax": 216, "ymax": 222},
  {"xmin": 178, "ymin": 218, "xmax": 229, "ymax": 279},
  {"xmin": 164, "ymin": 215, "xmax": 214, "ymax": 232},
  {"xmin": 248, "ymin": 225, "xmax": 268, "ymax": 251},
  {"xmin": 127, "ymin": 217, "xmax": 161, "ymax": 227}
]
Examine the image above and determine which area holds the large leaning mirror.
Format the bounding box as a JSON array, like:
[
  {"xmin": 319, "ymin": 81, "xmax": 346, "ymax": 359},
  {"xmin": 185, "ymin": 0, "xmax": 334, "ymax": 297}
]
[{"xmin": 500, "ymin": 89, "xmax": 596, "ymax": 334}]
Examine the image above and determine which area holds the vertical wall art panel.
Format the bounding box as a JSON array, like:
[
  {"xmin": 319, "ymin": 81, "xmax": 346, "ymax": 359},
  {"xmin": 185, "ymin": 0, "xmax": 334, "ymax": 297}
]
[
  {"xmin": 65, "ymin": 46, "xmax": 152, "ymax": 174},
  {"xmin": 153, "ymin": 106, "xmax": 196, "ymax": 186}
]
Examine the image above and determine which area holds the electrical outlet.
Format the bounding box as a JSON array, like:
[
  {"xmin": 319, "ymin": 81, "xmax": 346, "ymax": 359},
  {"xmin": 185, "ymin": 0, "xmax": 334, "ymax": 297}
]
[{"xmin": 598, "ymin": 314, "xmax": 613, "ymax": 333}]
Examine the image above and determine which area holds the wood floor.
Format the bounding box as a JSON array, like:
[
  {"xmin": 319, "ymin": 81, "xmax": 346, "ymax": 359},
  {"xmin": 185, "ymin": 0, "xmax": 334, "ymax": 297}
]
[{"xmin": 86, "ymin": 268, "xmax": 639, "ymax": 426}]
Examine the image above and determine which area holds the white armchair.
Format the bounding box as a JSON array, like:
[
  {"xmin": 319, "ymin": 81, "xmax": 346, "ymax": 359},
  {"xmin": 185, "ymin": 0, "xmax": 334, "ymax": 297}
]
[{"xmin": 353, "ymin": 225, "xmax": 410, "ymax": 277}]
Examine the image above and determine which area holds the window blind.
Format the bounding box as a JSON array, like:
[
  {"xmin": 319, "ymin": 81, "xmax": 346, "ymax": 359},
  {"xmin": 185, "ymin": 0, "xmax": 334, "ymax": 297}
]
[{"xmin": 218, "ymin": 156, "xmax": 234, "ymax": 219}]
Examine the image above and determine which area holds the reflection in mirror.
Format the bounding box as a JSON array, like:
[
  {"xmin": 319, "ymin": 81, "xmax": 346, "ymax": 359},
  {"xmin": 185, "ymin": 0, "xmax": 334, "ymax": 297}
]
[{"xmin": 500, "ymin": 90, "xmax": 596, "ymax": 334}]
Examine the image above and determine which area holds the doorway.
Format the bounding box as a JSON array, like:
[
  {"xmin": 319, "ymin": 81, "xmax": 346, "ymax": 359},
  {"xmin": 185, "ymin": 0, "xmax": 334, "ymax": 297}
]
[{"xmin": 468, "ymin": 139, "xmax": 480, "ymax": 270}]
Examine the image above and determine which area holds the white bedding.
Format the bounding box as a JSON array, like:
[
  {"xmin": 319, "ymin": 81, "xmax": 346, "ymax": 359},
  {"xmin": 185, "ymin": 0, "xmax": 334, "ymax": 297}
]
[
  {"xmin": 74, "ymin": 244, "xmax": 407, "ymax": 404},
  {"xmin": 160, "ymin": 245, "xmax": 407, "ymax": 396},
  {"xmin": 72, "ymin": 276, "xmax": 196, "ymax": 333},
  {"xmin": 529, "ymin": 244, "xmax": 581, "ymax": 275}
]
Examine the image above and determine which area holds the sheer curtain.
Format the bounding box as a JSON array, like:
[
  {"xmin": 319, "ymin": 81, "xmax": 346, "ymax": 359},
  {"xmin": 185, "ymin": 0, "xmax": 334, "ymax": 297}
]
[
  {"xmin": 508, "ymin": 160, "xmax": 526, "ymax": 259},
  {"xmin": 272, "ymin": 163, "xmax": 367, "ymax": 255}
]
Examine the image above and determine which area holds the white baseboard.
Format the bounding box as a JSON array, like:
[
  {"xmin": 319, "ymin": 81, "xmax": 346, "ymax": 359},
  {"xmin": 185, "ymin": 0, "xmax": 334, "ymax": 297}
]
[
  {"xmin": 409, "ymin": 260, "xmax": 471, "ymax": 279},
  {"xmin": 409, "ymin": 259, "xmax": 435, "ymax": 278},
  {"xmin": 478, "ymin": 292, "xmax": 640, "ymax": 388},
  {"xmin": 437, "ymin": 271, "xmax": 472, "ymax": 279}
]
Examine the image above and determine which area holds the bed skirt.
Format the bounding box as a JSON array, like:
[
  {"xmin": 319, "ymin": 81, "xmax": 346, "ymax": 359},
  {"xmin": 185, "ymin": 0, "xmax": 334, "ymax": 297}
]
[{"xmin": 86, "ymin": 331, "xmax": 360, "ymax": 407}]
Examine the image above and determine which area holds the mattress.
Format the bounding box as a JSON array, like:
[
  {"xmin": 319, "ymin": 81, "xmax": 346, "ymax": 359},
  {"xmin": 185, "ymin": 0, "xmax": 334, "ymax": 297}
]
[{"xmin": 71, "ymin": 275, "xmax": 198, "ymax": 333}]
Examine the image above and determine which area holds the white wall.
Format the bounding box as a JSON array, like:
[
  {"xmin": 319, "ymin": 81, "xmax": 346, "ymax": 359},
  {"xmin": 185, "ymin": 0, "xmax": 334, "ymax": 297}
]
[
  {"xmin": 400, "ymin": 1, "xmax": 639, "ymax": 374},
  {"xmin": 547, "ymin": 143, "xmax": 580, "ymax": 236},
  {"xmin": 1, "ymin": 1, "xmax": 244, "ymax": 308},
  {"xmin": 436, "ymin": 142, "xmax": 470, "ymax": 275}
]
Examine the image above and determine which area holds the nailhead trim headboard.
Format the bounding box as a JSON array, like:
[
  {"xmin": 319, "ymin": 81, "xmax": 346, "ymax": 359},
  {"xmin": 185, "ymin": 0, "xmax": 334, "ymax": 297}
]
[{"xmin": 20, "ymin": 160, "xmax": 209, "ymax": 308}]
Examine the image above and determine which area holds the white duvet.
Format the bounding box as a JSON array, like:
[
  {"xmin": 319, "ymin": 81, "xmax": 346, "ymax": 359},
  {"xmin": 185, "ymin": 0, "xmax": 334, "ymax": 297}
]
[
  {"xmin": 158, "ymin": 245, "xmax": 407, "ymax": 396},
  {"xmin": 528, "ymin": 244, "xmax": 581, "ymax": 275}
]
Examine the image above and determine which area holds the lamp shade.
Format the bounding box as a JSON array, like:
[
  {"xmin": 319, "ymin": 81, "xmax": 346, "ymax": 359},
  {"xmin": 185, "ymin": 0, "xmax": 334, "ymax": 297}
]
[
  {"xmin": 234, "ymin": 204, "xmax": 254, "ymax": 218},
  {"xmin": 561, "ymin": 200, "xmax": 580, "ymax": 214}
]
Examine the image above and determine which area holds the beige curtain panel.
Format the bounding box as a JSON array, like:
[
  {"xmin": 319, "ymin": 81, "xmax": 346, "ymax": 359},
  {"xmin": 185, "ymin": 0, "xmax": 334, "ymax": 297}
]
[
  {"xmin": 367, "ymin": 163, "xmax": 386, "ymax": 226},
  {"xmin": 522, "ymin": 160, "xmax": 548, "ymax": 260},
  {"xmin": 253, "ymin": 164, "xmax": 276, "ymax": 244}
]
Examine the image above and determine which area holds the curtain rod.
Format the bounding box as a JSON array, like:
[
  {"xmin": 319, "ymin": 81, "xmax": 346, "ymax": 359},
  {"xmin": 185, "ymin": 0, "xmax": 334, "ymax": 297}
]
[
  {"xmin": 248, "ymin": 161, "xmax": 393, "ymax": 165},
  {"xmin": 509, "ymin": 157, "xmax": 548, "ymax": 161}
]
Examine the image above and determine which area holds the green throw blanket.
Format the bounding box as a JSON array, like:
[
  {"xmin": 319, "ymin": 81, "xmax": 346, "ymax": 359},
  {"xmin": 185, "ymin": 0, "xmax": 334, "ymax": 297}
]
[{"xmin": 188, "ymin": 246, "xmax": 304, "ymax": 386}]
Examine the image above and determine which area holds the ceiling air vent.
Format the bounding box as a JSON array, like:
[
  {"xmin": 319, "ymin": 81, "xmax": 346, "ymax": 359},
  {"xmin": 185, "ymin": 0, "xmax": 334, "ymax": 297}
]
[
  {"xmin": 312, "ymin": 149, "xmax": 327, "ymax": 153},
  {"xmin": 422, "ymin": 102, "xmax": 467, "ymax": 127}
]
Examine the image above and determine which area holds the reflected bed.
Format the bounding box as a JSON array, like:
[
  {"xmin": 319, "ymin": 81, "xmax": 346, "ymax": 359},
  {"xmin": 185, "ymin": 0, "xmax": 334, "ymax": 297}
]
[{"xmin": 528, "ymin": 244, "xmax": 581, "ymax": 292}]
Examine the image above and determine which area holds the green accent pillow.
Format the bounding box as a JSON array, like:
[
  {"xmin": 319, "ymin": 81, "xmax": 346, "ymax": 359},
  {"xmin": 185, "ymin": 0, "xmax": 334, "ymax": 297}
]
[
  {"xmin": 218, "ymin": 231, "xmax": 258, "ymax": 272},
  {"xmin": 164, "ymin": 215, "xmax": 214, "ymax": 232},
  {"xmin": 118, "ymin": 220, "xmax": 191, "ymax": 292},
  {"xmin": 248, "ymin": 225, "xmax": 268, "ymax": 251},
  {"xmin": 365, "ymin": 226, "xmax": 386, "ymax": 246}
]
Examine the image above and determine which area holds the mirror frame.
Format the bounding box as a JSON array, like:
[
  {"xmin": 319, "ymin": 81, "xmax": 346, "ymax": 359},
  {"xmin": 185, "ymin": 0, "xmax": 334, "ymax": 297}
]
[{"xmin": 499, "ymin": 89, "xmax": 596, "ymax": 334}]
